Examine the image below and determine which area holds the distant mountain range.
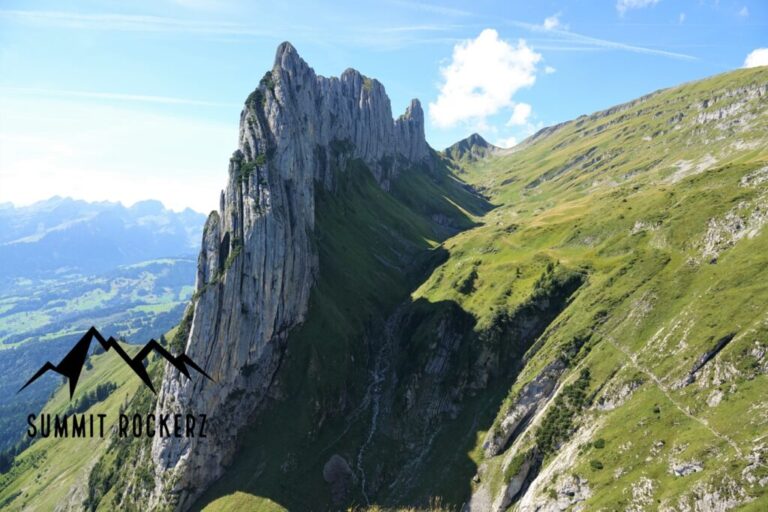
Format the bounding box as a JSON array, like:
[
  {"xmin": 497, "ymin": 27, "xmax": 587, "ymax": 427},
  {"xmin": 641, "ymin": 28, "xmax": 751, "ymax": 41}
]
[{"xmin": 0, "ymin": 197, "xmax": 205, "ymax": 279}]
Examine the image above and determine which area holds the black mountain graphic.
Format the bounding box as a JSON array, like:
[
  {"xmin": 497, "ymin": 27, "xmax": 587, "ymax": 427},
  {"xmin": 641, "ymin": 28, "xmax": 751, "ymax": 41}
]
[{"xmin": 18, "ymin": 326, "xmax": 213, "ymax": 398}]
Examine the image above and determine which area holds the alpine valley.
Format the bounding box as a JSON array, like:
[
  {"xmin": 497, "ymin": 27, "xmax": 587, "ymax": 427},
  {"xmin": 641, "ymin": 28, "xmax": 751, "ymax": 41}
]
[{"xmin": 1, "ymin": 42, "xmax": 767, "ymax": 512}]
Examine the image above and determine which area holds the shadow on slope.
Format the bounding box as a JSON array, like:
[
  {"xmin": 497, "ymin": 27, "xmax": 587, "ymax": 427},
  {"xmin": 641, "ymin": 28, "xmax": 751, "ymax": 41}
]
[{"xmin": 191, "ymin": 160, "xmax": 584, "ymax": 510}]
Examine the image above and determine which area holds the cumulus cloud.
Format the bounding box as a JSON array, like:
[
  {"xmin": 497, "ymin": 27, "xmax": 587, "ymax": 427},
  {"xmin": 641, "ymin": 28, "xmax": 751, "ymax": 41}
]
[
  {"xmin": 544, "ymin": 65, "xmax": 556, "ymax": 74},
  {"xmin": 429, "ymin": 29, "xmax": 541, "ymax": 129},
  {"xmin": 507, "ymin": 103, "xmax": 532, "ymax": 126},
  {"xmin": 744, "ymin": 48, "xmax": 768, "ymax": 68},
  {"xmin": 543, "ymin": 13, "xmax": 562, "ymax": 30},
  {"xmin": 617, "ymin": 0, "xmax": 659, "ymax": 16}
]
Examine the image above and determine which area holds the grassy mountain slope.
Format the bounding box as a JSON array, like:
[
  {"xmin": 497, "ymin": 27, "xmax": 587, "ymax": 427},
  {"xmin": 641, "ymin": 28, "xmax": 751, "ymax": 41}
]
[
  {"xmin": 0, "ymin": 340, "xmax": 150, "ymax": 511},
  {"xmin": 422, "ymin": 66, "xmax": 768, "ymax": 509},
  {"xmin": 0, "ymin": 258, "xmax": 195, "ymax": 454},
  {"xmin": 0, "ymin": 322, "xmax": 182, "ymax": 512}
]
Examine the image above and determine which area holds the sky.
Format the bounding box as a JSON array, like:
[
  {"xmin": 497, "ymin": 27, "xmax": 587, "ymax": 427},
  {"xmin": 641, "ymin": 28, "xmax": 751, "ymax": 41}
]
[{"xmin": 0, "ymin": 0, "xmax": 766, "ymax": 213}]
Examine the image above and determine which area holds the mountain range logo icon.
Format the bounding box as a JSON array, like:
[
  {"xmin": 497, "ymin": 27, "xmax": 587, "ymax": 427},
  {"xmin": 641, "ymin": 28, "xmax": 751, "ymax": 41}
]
[{"xmin": 18, "ymin": 326, "xmax": 213, "ymax": 398}]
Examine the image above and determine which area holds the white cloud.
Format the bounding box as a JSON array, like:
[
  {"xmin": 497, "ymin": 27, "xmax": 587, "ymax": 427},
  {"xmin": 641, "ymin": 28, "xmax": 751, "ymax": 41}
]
[
  {"xmin": 739, "ymin": 6, "xmax": 749, "ymax": 17},
  {"xmin": 744, "ymin": 48, "xmax": 768, "ymax": 68},
  {"xmin": 617, "ymin": 0, "xmax": 659, "ymax": 16},
  {"xmin": 544, "ymin": 65, "xmax": 557, "ymax": 74},
  {"xmin": 428, "ymin": 29, "xmax": 541, "ymax": 129},
  {"xmin": 507, "ymin": 103, "xmax": 532, "ymax": 126},
  {"xmin": 678, "ymin": 12, "xmax": 686, "ymax": 24},
  {"xmin": 495, "ymin": 136, "xmax": 518, "ymax": 149},
  {"xmin": 543, "ymin": 13, "xmax": 562, "ymax": 30}
]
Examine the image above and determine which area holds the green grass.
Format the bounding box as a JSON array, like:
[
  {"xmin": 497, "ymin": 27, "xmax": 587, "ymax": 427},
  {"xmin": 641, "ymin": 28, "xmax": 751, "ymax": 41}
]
[
  {"xmin": 0, "ymin": 344, "xmax": 144, "ymax": 511},
  {"xmin": 431, "ymin": 66, "xmax": 768, "ymax": 508}
]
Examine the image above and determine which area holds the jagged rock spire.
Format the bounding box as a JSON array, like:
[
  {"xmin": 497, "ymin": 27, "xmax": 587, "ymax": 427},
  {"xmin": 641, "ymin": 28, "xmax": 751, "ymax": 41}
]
[{"xmin": 148, "ymin": 41, "xmax": 434, "ymax": 510}]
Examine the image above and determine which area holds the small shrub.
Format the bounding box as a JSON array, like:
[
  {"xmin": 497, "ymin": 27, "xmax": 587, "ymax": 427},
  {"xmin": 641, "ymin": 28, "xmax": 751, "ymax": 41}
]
[
  {"xmin": 246, "ymin": 89, "xmax": 264, "ymax": 108},
  {"xmin": 239, "ymin": 161, "xmax": 256, "ymax": 182},
  {"xmin": 504, "ymin": 451, "xmax": 528, "ymax": 482},
  {"xmin": 535, "ymin": 368, "xmax": 591, "ymax": 454},
  {"xmin": 260, "ymin": 71, "xmax": 275, "ymax": 92},
  {"xmin": 590, "ymin": 459, "xmax": 604, "ymax": 470}
]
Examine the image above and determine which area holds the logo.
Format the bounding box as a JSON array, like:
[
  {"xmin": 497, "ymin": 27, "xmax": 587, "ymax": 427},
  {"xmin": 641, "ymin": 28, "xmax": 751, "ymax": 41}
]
[{"xmin": 19, "ymin": 326, "xmax": 213, "ymax": 399}]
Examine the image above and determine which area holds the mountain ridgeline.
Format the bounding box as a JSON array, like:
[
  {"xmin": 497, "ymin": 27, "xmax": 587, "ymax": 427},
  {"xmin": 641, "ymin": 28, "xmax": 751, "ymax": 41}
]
[
  {"xmin": 2, "ymin": 43, "xmax": 767, "ymax": 511},
  {"xmin": 140, "ymin": 41, "xmax": 489, "ymax": 510},
  {"xmin": 0, "ymin": 197, "xmax": 204, "ymax": 280}
]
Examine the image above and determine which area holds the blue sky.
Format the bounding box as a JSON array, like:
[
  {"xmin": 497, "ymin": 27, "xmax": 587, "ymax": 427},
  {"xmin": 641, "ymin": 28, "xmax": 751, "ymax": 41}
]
[{"xmin": 0, "ymin": 0, "xmax": 766, "ymax": 212}]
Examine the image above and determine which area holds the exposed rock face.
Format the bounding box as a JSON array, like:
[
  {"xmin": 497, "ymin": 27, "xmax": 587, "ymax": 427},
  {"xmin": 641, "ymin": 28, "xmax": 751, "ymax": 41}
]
[
  {"xmin": 494, "ymin": 453, "xmax": 536, "ymax": 511},
  {"xmin": 701, "ymin": 196, "xmax": 768, "ymax": 263},
  {"xmin": 694, "ymin": 83, "xmax": 768, "ymax": 128},
  {"xmin": 483, "ymin": 360, "xmax": 565, "ymax": 458},
  {"xmin": 595, "ymin": 377, "xmax": 643, "ymax": 411},
  {"xmin": 670, "ymin": 461, "xmax": 704, "ymax": 477},
  {"xmin": 519, "ymin": 474, "xmax": 591, "ymax": 512},
  {"xmin": 148, "ymin": 42, "xmax": 433, "ymax": 510},
  {"xmin": 627, "ymin": 477, "xmax": 656, "ymax": 512}
]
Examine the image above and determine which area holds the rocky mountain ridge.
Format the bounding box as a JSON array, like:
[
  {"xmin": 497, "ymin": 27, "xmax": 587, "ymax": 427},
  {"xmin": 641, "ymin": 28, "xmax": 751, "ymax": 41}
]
[{"xmin": 147, "ymin": 41, "xmax": 441, "ymax": 510}]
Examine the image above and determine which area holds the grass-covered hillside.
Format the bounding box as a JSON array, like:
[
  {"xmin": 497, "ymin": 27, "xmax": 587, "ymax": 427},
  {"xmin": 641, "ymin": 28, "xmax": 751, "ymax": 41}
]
[
  {"xmin": 0, "ymin": 338, "xmax": 152, "ymax": 511},
  {"xmin": 428, "ymin": 66, "xmax": 768, "ymax": 510}
]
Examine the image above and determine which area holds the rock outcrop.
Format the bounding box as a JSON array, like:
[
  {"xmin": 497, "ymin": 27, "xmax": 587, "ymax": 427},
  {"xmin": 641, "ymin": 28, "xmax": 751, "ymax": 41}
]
[
  {"xmin": 323, "ymin": 454, "xmax": 356, "ymax": 506},
  {"xmin": 148, "ymin": 42, "xmax": 433, "ymax": 509},
  {"xmin": 483, "ymin": 360, "xmax": 565, "ymax": 458}
]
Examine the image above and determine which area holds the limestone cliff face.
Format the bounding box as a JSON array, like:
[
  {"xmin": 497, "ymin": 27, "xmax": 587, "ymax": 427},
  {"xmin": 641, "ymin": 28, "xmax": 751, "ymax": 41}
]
[{"xmin": 148, "ymin": 42, "xmax": 432, "ymax": 509}]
